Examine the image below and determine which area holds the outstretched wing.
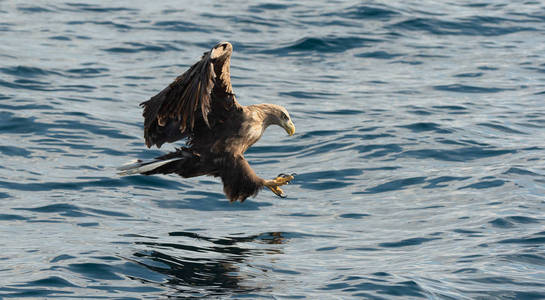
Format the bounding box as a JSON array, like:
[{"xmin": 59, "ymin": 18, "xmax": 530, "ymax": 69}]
[{"xmin": 140, "ymin": 42, "xmax": 237, "ymax": 148}]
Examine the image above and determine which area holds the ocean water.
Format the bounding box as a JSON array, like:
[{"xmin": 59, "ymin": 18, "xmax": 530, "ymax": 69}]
[{"xmin": 1, "ymin": 0, "xmax": 545, "ymax": 298}]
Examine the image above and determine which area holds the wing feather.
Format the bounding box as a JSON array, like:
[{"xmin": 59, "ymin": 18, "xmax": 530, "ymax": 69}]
[{"xmin": 140, "ymin": 48, "xmax": 225, "ymax": 148}]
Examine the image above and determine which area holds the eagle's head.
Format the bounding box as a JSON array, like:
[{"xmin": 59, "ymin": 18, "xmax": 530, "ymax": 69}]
[{"xmin": 260, "ymin": 104, "xmax": 296, "ymax": 136}]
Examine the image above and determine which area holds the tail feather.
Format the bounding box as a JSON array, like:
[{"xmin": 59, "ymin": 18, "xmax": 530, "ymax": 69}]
[
  {"xmin": 117, "ymin": 158, "xmax": 182, "ymax": 176},
  {"xmin": 117, "ymin": 148, "xmax": 202, "ymax": 177}
]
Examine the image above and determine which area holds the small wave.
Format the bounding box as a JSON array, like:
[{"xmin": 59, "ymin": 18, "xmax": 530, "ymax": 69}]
[
  {"xmin": 249, "ymin": 3, "xmax": 296, "ymax": 12},
  {"xmin": 490, "ymin": 216, "xmax": 540, "ymax": 229},
  {"xmin": 17, "ymin": 5, "xmax": 54, "ymax": 13},
  {"xmin": 0, "ymin": 78, "xmax": 50, "ymax": 91},
  {"xmin": 499, "ymin": 231, "xmax": 545, "ymax": 244},
  {"xmin": 0, "ymin": 175, "xmax": 186, "ymax": 192},
  {"xmin": 24, "ymin": 276, "xmax": 78, "ymax": 288},
  {"xmin": 320, "ymin": 275, "xmax": 428, "ymax": 298},
  {"xmin": 1, "ymin": 64, "xmax": 111, "ymax": 80},
  {"xmin": 278, "ymin": 90, "xmax": 339, "ymax": 99},
  {"xmin": 15, "ymin": 203, "xmax": 91, "ymax": 217},
  {"xmin": 295, "ymin": 169, "xmax": 362, "ymax": 191},
  {"xmin": 500, "ymin": 253, "xmax": 545, "ymax": 267},
  {"xmin": 67, "ymin": 262, "xmax": 123, "ymax": 281},
  {"xmin": 333, "ymin": 4, "xmax": 399, "ymax": 20},
  {"xmin": 352, "ymin": 144, "xmax": 403, "ymax": 159},
  {"xmin": 298, "ymin": 129, "xmax": 340, "ymax": 139},
  {"xmin": 65, "ymin": 67, "xmax": 109, "ymax": 75},
  {"xmin": 320, "ymin": 109, "xmax": 364, "ymax": 115},
  {"xmin": 62, "ymin": 3, "xmax": 138, "ymax": 13},
  {"xmin": 50, "ymin": 255, "xmax": 76, "ymax": 263},
  {"xmin": 454, "ymin": 72, "xmax": 484, "ymax": 78},
  {"xmin": 0, "ymin": 78, "xmax": 98, "ymax": 92},
  {"xmin": 0, "ymin": 214, "xmax": 26, "ymax": 221},
  {"xmin": 503, "ymin": 167, "xmax": 542, "ymax": 176},
  {"xmin": 338, "ymin": 213, "xmax": 370, "ymax": 219},
  {"xmin": 358, "ymin": 176, "xmax": 426, "ymax": 194},
  {"xmin": 355, "ymin": 50, "xmax": 403, "ymax": 59},
  {"xmin": 0, "ymin": 287, "xmax": 72, "ymax": 298},
  {"xmin": 263, "ymin": 36, "xmax": 382, "ymax": 55},
  {"xmin": 0, "ymin": 66, "xmax": 60, "ymax": 77},
  {"xmin": 152, "ymin": 20, "xmax": 211, "ymax": 33},
  {"xmin": 400, "ymin": 147, "xmax": 516, "ymax": 162},
  {"xmin": 423, "ymin": 176, "xmax": 471, "ymax": 188},
  {"xmin": 103, "ymin": 42, "xmax": 179, "ymax": 53},
  {"xmin": 358, "ymin": 175, "xmax": 476, "ymax": 193},
  {"xmin": 391, "ymin": 17, "xmax": 535, "ymax": 36},
  {"xmin": 293, "ymin": 141, "xmax": 352, "ymax": 158},
  {"xmin": 48, "ymin": 35, "xmax": 71, "ymax": 41},
  {"xmin": 399, "ymin": 122, "xmax": 452, "ymax": 133},
  {"xmin": 66, "ymin": 20, "xmax": 131, "ymax": 31},
  {"xmin": 459, "ymin": 179, "xmax": 506, "ymax": 189},
  {"xmin": 431, "ymin": 105, "xmax": 468, "ymax": 110},
  {"xmin": 434, "ymin": 84, "xmax": 509, "ymax": 93},
  {"xmin": 0, "ymin": 145, "xmax": 32, "ymax": 157},
  {"xmin": 478, "ymin": 122, "xmax": 527, "ymax": 135},
  {"xmin": 0, "ymin": 112, "xmax": 134, "ymax": 141},
  {"xmin": 379, "ymin": 237, "xmax": 440, "ymax": 248},
  {"xmin": 490, "ymin": 218, "xmax": 515, "ymax": 228}
]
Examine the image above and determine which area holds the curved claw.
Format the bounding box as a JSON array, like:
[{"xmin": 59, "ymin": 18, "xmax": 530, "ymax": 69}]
[
  {"xmin": 265, "ymin": 173, "xmax": 295, "ymax": 198},
  {"xmin": 266, "ymin": 185, "xmax": 286, "ymax": 198},
  {"xmin": 275, "ymin": 174, "xmax": 295, "ymax": 185},
  {"xmin": 277, "ymin": 172, "xmax": 297, "ymax": 179}
]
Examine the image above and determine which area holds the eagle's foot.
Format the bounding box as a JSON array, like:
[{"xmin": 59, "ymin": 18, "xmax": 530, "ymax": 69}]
[{"xmin": 264, "ymin": 173, "xmax": 295, "ymax": 198}]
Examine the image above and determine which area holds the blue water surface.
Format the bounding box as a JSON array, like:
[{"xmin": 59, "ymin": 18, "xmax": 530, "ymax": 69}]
[{"xmin": 1, "ymin": 0, "xmax": 545, "ymax": 298}]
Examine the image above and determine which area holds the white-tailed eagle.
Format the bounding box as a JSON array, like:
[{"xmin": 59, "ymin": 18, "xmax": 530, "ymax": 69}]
[{"xmin": 119, "ymin": 42, "xmax": 296, "ymax": 202}]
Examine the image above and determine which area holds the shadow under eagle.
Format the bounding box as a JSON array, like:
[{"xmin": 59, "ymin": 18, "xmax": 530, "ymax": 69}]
[{"xmin": 119, "ymin": 42, "xmax": 296, "ymax": 202}]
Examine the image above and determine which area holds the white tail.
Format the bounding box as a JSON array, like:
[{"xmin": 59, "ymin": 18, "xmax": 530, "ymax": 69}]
[{"xmin": 117, "ymin": 158, "xmax": 181, "ymax": 176}]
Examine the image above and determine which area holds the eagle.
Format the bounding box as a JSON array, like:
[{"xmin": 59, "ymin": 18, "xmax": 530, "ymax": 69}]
[{"xmin": 119, "ymin": 41, "xmax": 296, "ymax": 202}]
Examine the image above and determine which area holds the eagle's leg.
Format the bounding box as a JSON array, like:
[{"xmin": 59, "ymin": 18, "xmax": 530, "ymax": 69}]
[{"xmin": 264, "ymin": 173, "xmax": 294, "ymax": 198}]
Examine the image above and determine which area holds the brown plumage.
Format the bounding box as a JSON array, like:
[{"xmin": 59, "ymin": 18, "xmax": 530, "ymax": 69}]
[{"xmin": 120, "ymin": 42, "xmax": 296, "ymax": 202}]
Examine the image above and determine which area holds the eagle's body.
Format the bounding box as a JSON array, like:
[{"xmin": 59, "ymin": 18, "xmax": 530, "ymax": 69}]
[{"xmin": 119, "ymin": 42, "xmax": 295, "ymax": 202}]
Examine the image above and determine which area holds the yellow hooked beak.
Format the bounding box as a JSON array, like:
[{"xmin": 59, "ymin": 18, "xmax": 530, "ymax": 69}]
[{"xmin": 283, "ymin": 120, "xmax": 295, "ymax": 136}]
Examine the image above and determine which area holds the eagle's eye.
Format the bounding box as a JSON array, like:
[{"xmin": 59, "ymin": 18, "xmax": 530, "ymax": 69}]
[{"xmin": 281, "ymin": 112, "xmax": 289, "ymax": 121}]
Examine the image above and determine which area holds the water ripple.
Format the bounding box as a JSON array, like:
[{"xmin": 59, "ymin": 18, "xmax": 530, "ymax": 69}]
[
  {"xmin": 392, "ymin": 17, "xmax": 535, "ymax": 36},
  {"xmin": 399, "ymin": 122, "xmax": 452, "ymax": 133},
  {"xmin": 434, "ymin": 84, "xmax": 509, "ymax": 93},
  {"xmin": 400, "ymin": 147, "xmax": 516, "ymax": 162},
  {"xmin": 263, "ymin": 36, "xmax": 382, "ymax": 55},
  {"xmin": 359, "ymin": 177, "xmax": 427, "ymax": 194},
  {"xmin": 62, "ymin": 3, "xmax": 138, "ymax": 13},
  {"xmin": 152, "ymin": 20, "xmax": 212, "ymax": 33},
  {"xmin": 379, "ymin": 237, "xmax": 440, "ymax": 248},
  {"xmin": 65, "ymin": 20, "xmax": 131, "ymax": 31},
  {"xmin": 104, "ymin": 42, "xmax": 180, "ymax": 53},
  {"xmin": 321, "ymin": 275, "xmax": 427, "ymax": 298},
  {"xmin": 332, "ymin": 4, "xmax": 400, "ymax": 20}
]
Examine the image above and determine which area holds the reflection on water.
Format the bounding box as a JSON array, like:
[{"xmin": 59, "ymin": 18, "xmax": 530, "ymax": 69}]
[{"xmin": 129, "ymin": 231, "xmax": 286, "ymax": 298}]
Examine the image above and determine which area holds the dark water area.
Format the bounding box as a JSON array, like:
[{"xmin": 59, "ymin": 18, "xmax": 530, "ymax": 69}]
[{"xmin": 1, "ymin": 0, "xmax": 545, "ymax": 298}]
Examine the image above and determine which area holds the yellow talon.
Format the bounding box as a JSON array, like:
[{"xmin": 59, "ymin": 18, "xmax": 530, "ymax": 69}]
[
  {"xmin": 266, "ymin": 185, "xmax": 285, "ymax": 197},
  {"xmin": 264, "ymin": 173, "xmax": 295, "ymax": 198}
]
